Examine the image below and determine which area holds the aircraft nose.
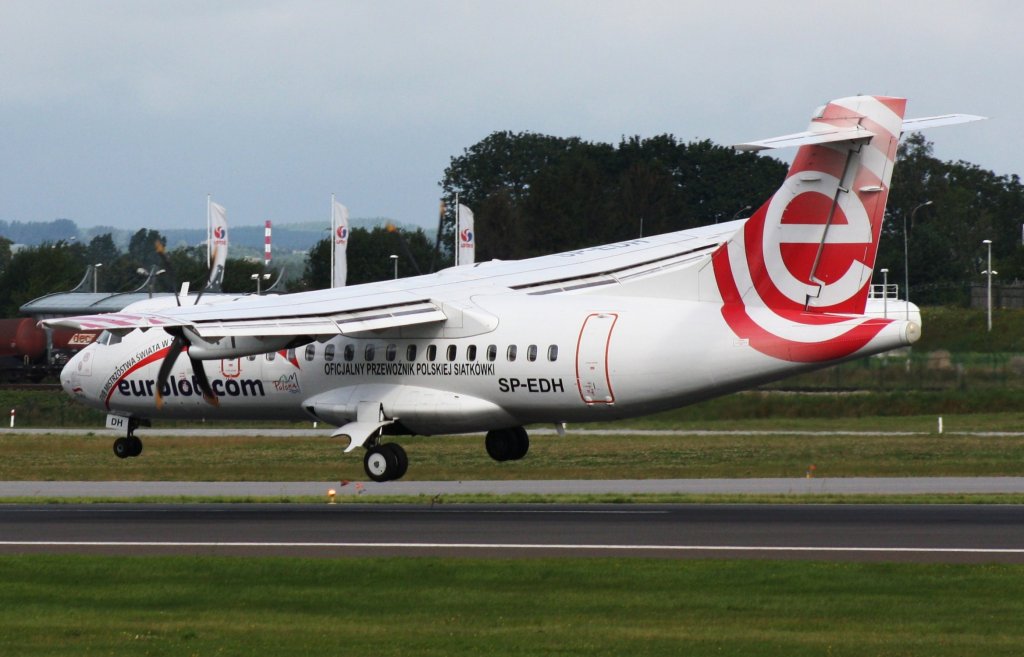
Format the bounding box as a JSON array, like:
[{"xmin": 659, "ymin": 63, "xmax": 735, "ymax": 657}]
[
  {"xmin": 60, "ymin": 354, "xmax": 79, "ymax": 396},
  {"xmin": 59, "ymin": 348, "xmax": 94, "ymax": 400}
]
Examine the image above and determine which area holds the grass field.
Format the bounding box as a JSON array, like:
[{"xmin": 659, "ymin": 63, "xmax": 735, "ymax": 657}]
[
  {"xmin": 1, "ymin": 555, "xmax": 1023, "ymax": 656},
  {"xmin": 4, "ymin": 417, "xmax": 1024, "ymax": 482}
]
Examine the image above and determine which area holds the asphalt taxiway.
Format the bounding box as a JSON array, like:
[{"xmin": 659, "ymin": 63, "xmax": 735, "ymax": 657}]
[
  {"xmin": 2, "ymin": 503, "xmax": 1024, "ymax": 563},
  {"xmin": 4, "ymin": 477, "xmax": 1024, "ymax": 498}
]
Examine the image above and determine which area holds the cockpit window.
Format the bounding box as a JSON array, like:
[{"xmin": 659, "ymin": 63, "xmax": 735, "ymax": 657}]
[{"xmin": 96, "ymin": 330, "xmax": 123, "ymax": 346}]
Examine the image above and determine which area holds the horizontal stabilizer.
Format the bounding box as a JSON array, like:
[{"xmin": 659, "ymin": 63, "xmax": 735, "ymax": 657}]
[
  {"xmin": 902, "ymin": 113, "xmax": 987, "ymax": 132},
  {"xmin": 734, "ymin": 125, "xmax": 875, "ymax": 152}
]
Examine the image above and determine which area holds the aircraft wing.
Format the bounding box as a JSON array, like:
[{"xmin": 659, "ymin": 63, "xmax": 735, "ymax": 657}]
[{"xmin": 43, "ymin": 219, "xmax": 740, "ymax": 339}]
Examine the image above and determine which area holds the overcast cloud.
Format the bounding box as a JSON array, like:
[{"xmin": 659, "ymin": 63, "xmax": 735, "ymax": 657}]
[{"xmin": 0, "ymin": 0, "xmax": 1015, "ymax": 232}]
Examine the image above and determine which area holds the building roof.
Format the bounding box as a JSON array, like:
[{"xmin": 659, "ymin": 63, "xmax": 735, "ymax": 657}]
[{"xmin": 20, "ymin": 292, "xmax": 180, "ymax": 318}]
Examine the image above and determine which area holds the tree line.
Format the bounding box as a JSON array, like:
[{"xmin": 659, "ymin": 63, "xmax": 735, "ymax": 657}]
[
  {"xmin": 0, "ymin": 225, "xmax": 435, "ymax": 317},
  {"xmin": 3, "ymin": 129, "xmax": 1022, "ymax": 316}
]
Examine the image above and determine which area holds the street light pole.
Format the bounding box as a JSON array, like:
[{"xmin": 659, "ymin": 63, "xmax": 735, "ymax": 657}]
[
  {"xmin": 93, "ymin": 263, "xmax": 103, "ymax": 294},
  {"xmin": 982, "ymin": 239, "xmax": 997, "ymax": 332},
  {"xmin": 251, "ymin": 272, "xmax": 270, "ymax": 295},
  {"xmin": 905, "ymin": 200, "xmax": 932, "ymax": 319},
  {"xmin": 880, "ymin": 268, "xmax": 889, "ymax": 318},
  {"xmin": 390, "ymin": 254, "xmax": 399, "ymax": 280}
]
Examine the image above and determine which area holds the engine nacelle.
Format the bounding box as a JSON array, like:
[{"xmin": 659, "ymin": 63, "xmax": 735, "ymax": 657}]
[{"xmin": 185, "ymin": 331, "xmax": 300, "ymax": 360}]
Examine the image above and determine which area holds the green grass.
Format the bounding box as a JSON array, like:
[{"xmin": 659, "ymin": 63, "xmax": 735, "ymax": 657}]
[
  {"xmin": 1, "ymin": 555, "xmax": 1023, "ymax": 656},
  {"xmin": 7, "ymin": 382, "xmax": 1024, "ymax": 429},
  {"xmin": 5, "ymin": 422, "xmax": 1024, "ymax": 481}
]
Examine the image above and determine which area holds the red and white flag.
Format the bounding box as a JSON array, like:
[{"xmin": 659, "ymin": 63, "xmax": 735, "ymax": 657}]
[
  {"xmin": 457, "ymin": 203, "xmax": 474, "ymax": 266},
  {"xmin": 331, "ymin": 199, "xmax": 349, "ymax": 287}
]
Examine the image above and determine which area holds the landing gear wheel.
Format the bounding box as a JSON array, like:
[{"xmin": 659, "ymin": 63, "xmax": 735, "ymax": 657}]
[
  {"xmin": 486, "ymin": 427, "xmax": 530, "ymax": 462},
  {"xmin": 364, "ymin": 444, "xmax": 405, "ymax": 482},
  {"xmin": 113, "ymin": 437, "xmax": 133, "ymax": 459},
  {"xmin": 128, "ymin": 436, "xmax": 143, "ymax": 457},
  {"xmin": 384, "ymin": 443, "xmax": 409, "ymax": 480},
  {"xmin": 509, "ymin": 426, "xmax": 529, "ymax": 461}
]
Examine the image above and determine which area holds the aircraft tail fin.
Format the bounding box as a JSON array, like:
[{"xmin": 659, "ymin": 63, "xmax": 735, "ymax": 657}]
[{"xmin": 714, "ymin": 95, "xmax": 908, "ymax": 316}]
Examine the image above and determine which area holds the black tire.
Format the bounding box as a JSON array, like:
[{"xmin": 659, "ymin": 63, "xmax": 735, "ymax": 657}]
[
  {"xmin": 363, "ymin": 445, "xmax": 399, "ymax": 482},
  {"xmin": 113, "ymin": 437, "xmax": 133, "ymax": 459},
  {"xmin": 129, "ymin": 436, "xmax": 143, "ymax": 457},
  {"xmin": 485, "ymin": 429, "xmax": 513, "ymax": 462},
  {"xmin": 509, "ymin": 427, "xmax": 529, "ymax": 461},
  {"xmin": 383, "ymin": 443, "xmax": 409, "ymax": 480}
]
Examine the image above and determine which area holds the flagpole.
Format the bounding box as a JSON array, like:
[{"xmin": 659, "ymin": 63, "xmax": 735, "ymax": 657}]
[
  {"xmin": 206, "ymin": 194, "xmax": 211, "ymax": 265},
  {"xmin": 330, "ymin": 194, "xmax": 335, "ymax": 288},
  {"xmin": 454, "ymin": 193, "xmax": 459, "ymax": 267}
]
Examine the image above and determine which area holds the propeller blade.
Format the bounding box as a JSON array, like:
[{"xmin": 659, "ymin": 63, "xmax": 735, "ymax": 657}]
[
  {"xmin": 154, "ymin": 240, "xmax": 181, "ymax": 306},
  {"xmin": 155, "ymin": 335, "xmax": 186, "ymax": 410},
  {"xmin": 189, "ymin": 356, "xmax": 220, "ymax": 407},
  {"xmin": 193, "ymin": 245, "xmax": 218, "ymax": 306}
]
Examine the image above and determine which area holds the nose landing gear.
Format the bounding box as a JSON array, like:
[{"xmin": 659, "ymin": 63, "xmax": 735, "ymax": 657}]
[{"xmin": 113, "ymin": 417, "xmax": 146, "ymax": 459}]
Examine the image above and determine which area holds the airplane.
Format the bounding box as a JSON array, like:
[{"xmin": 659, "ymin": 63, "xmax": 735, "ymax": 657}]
[{"xmin": 47, "ymin": 95, "xmax": 983, "ymax": 482}]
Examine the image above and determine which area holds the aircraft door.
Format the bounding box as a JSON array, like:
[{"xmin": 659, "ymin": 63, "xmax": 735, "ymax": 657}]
[{"xmin": 575, "ymin": 312, "xmax": 617, "ymax": 404}]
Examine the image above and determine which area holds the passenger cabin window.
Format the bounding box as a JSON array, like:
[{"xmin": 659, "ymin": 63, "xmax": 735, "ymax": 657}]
[
  {"xmin": 386, "ymin": 344, "xmax": 397, "ymax": 362},
  {"xmin": 426, "ymin": 345, "xmax": 437, "ymax": 362},
  {"xmin": 286, "ymin": 348, "xmax": 296, "ymax": 362},
  {"xmin": 486, "ymin": 345, "xmax": 497, "ymax": 362},
  {"xmin": 527, "ymin": 344, "xmax": 538, "ymax": 362},
  {"xmin": 466, "ymin": 345, "xmax": 477, "ymax": 362},
  {"xmin": 324, "ymin": 344, "xmax": 336, "ymax": 363},
  {"xmin": 304, "ymin": 344, "xmax": 315, "ymax": 361},
  {"xmin": 446, "ymin": 345, "xmax": 457, "ymax": 362},
  {"xmin": 365, "ymin": 344, "xmax": 376, "ymax": 362},
  {"xmin": 507, "ymin": 345, "xmax": 517, "ymax": 362},
  {"xmin": 343, "ymin": 344, "xmax": 354, "ymax": 362},
  {"xmin": 406, "ymin": 344, "xmax": 417, "ymax": 361},
  {"xmin": 547, "ymin": 345, "xmax": 558, "ymax": 362},
  {"xmin": 265, "ymin": 351, "xmax": 276, "ymax": 362},
  {"xmin": 247, "ymin": 354, "xmax": 257, "ymax": 361}
]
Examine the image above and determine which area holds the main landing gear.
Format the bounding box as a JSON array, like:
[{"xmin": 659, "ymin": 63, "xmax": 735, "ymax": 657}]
[
  {"xmin": 113, "ymin": 417, "xmax": 145, "ymax": 459},
  {"xmin": 363, "ymin": 442, "xmax": 409, "ymax": 482},
  {"xmin": 485, "ymin": 427, "xmax": 529, "ymax": 462},
  {"xmin": 358, "ymin": 426, "xmax": 530, "ymax": 482}
]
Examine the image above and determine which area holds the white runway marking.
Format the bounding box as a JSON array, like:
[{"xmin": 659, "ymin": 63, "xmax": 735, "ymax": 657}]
[{"xmin": 2, "ymin": 541, "xmax": 1024, "ymax": 555}]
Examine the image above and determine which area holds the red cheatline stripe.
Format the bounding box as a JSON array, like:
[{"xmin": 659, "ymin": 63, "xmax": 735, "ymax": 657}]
[{"xmin": 104, "ymin": 346, "xmax": 172, "ymax": 410}]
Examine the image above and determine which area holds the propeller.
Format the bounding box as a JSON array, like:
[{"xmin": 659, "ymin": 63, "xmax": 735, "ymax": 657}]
[
  {"xmin": 386, "ymin": 223, "xmax": 423, "ymax": 275},
  {"xmin": 151, "ymin": 240, "xmax": 222, "ymax": 410},
  {"xmin": 154, "ymin": 330, "xmax": 219, "ymax": 410},
  {"xmin": 154, "ymin": 240, "xmax": 181, "ymax": 306}
]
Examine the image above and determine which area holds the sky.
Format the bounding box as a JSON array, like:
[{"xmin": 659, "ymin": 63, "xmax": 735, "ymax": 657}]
[{"xmin": 0, "ymin": 0, "xmax": 1017, "ymax": 233}]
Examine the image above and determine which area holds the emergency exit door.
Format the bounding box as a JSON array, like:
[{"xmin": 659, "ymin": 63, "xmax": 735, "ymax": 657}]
[{"xmin": 575, "ymin": 312, "xmax": 617, "ymax": 404}]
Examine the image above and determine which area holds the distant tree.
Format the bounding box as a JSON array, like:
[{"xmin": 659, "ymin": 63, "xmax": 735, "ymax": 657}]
[
  {"xmin": 880, "ymin": 133, "xmax": 1024, "ymax": 305},
  {"xmin": 300, "ymin": 226, "xmax": 436, "ymax": 291},
  {"xmin": 440, "ymin": 131, "xmax": 786, "ymax": 260},
  {"xmin": 302, "ymin": 238, "xmax": 330, "ymax": 290},
  {"xmin": 0, "ymin": 236, "xmax": 11, "ymax": 277},
  {"xmin": 0, "ymin": 218, "xmax": 79, "ymax": 245},
  {"xmin": 86, "ymin": 233, "xmax": 120, "ymax": 268},
  {"xmin": 222, "ymin": 257, "xmax": 269, "ymax": 294},
  {"xmin": 127, "ymin": 228, "xmax": 167, "ymax": 271},
  {"xmin": 0, "ymin": 241, "xmax": 87, "ymax": 315}
]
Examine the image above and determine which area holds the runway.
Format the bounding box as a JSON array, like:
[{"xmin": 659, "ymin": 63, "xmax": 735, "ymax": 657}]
[
  {"xmin": 5, "ymin": 476, "xmax": 1024, "ymax": 498},
  {"xmin": 2, "ymin": 503, "xmax": 1024, "ymax": 562}
]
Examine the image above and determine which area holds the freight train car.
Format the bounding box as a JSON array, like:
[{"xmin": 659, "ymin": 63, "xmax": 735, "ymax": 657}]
[{"xmin": 0, "ymin": 318, "xmax": 97, "ymax": 382}]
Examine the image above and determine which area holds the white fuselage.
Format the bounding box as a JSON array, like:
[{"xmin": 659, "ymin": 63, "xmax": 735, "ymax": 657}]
[{"xmin": 61, "ymin": 290, "xmax": 910, "ymax": 434}]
